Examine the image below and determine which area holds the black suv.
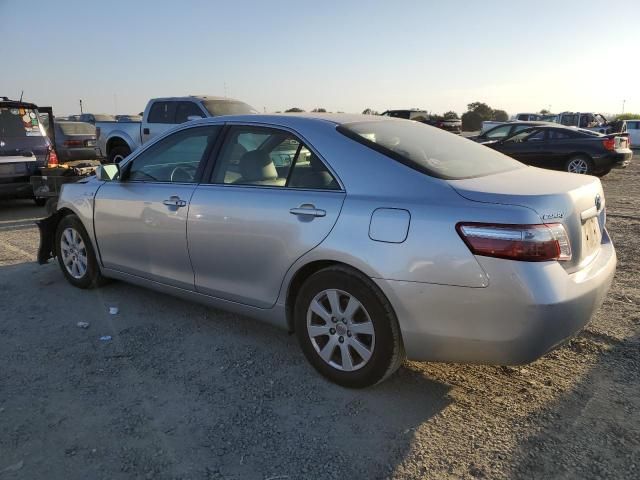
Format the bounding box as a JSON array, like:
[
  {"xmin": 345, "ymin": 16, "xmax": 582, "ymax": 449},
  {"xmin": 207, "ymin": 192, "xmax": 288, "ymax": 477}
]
[{"xmin": 0, "ymin": 97, "xmax": 53, "ymax": 204}]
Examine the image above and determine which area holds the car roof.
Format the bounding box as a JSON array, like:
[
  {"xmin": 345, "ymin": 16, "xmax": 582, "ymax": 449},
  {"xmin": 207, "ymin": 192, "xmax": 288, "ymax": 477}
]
[
  {"xmin": 0, "ymin": 99, "xmax": 38, "ymax": 109},
  {"xmin": 188, "ymin": 112, "xmax": 398, "ymax": 129}
]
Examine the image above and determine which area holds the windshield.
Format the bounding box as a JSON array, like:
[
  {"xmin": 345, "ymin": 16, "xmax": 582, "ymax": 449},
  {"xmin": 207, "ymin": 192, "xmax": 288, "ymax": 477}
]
[
  {"xmin": 0, "ymin": 107, "xmax": 44, "ymax": 138},
  {"xmin": 202, "ymin": 100, "xmax": 258, "ymax": 116},
  {"xmin": 339, "ymin": 120, "xmax": 524, "ymax": 180}
]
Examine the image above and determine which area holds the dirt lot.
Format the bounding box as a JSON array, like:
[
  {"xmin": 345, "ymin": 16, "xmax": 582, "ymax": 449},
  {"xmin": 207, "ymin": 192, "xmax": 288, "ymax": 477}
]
[{"xmin": 1, "ymin": 158, "xmax": 638, "ymax": 480}]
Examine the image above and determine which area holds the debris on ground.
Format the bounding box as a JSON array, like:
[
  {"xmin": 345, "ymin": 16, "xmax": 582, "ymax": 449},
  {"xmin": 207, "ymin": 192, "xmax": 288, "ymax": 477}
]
[{"xmin": 76, "ymin": 322, "xmax": 89, "ymax": 329}]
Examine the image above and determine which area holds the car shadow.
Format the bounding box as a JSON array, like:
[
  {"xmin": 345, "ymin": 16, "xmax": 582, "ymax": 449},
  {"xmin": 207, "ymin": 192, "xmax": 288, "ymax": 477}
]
[
  {"xmin": 0, "ymin": 261, "xmax": 451, "ymax": 480},
  {"xmin": 507, "ymin": 332, "xmax": 639, "ymax": 479}
]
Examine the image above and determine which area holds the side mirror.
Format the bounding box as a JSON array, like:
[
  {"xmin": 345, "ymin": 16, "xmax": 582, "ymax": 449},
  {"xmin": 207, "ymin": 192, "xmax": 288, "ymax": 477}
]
[
  {"xmin": 96, "ymin": 163, "xmax": 120, "ymax": 181},
  {"xmin": 186, "ymin": 115, "xmax": 204, "ymax": 122}
]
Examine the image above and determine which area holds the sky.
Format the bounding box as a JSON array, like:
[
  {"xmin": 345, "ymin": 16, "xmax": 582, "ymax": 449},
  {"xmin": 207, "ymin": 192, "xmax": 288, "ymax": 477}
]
[{"xmin": 1, "ymin": 0, "xmax": 638, "ymax": 117}]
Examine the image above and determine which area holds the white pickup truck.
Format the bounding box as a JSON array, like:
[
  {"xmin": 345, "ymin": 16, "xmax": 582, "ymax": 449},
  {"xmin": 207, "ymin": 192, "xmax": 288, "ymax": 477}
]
[{"xmin": 96, "ymin": 96, "xmax": 257, "ymax": 163}]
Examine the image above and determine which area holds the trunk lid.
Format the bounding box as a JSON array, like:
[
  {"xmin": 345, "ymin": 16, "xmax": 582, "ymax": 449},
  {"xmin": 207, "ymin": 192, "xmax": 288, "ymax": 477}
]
[{"xmin": 448, "ymin": 166, "xmax": 605, "ymax": 272}]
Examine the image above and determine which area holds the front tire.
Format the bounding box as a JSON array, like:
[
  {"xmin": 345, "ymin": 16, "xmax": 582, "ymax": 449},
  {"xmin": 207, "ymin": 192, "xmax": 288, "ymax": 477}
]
[
  {"xmin": 55, "ymin": 214, "xmax": 106, "ymax": 289},
  {"xmin": 565, "ymin": 156, "xmax": 594, "ymax": 175},
  {"xmin": 294, "ymin": 266, "xmax": 405, "ymax": 388}
]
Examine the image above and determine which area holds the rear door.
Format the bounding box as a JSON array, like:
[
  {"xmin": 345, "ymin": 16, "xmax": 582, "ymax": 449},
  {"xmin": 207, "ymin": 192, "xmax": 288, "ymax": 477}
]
[
  {"xmin": 94, "ymin": 125, "xmax": 221, "ymax": 289},
  {"xmin": 142, "ymin": 101, "xmax": 177, "ymax": 144},
  {"xmin": 188, "ymin": 124, "xmax": 345, "ymax": 308}
]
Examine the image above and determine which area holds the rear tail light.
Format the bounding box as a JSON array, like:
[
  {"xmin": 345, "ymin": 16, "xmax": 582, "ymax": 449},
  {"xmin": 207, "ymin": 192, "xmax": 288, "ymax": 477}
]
[
  {"xmin": 63, "ymin": 140, "xmax": 83, "ymax": 147},
  {"xmin": 47, "ymin": 146, "xmax": 59, "ymax": 167},
  {"xmin": 457, "ymin": 223, "xmax": 572, "ymax": 262},
  {"xmin": 602, "ymin": 138, "xmax": 616, "ymax": 151}
]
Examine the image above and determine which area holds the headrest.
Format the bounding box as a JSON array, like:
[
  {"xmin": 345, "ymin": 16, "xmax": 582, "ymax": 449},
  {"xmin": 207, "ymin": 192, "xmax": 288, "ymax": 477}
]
[{"xmin": 239, "ymin": 150, "xmax": 277, "ymax": 181}]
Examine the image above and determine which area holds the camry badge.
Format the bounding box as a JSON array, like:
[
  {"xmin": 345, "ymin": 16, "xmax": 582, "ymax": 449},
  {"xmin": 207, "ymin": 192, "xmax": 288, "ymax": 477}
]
[
  {"xmin": 541, "ymin": 212, "xmax": 564, "ymax": 220},
  {"xmin": 595, "ymin": 194, "xmax": 602, "ymax": 211}
]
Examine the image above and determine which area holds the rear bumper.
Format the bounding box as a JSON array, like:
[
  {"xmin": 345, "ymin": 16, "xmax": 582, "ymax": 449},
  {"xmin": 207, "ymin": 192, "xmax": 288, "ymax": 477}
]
[
  {"xmin": 0, "ymin": 179, "xmax": 34, "ymax": 198},
  {"xmin": 375, "ymin": 230, "xmax": 616, "ymax": 364},
  {"xmin": 58, "ymin": 148, "xmax": 98, "ymax": 161},
  {"xmin": 595, "ymin": 151, "xmax": 632, "ymax": 170}
]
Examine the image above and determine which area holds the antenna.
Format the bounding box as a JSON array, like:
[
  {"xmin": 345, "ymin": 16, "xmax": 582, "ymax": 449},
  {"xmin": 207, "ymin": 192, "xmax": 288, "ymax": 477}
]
[{"xmin": 19, "ymin": 90, "xmax": 24, "ymax": 102}]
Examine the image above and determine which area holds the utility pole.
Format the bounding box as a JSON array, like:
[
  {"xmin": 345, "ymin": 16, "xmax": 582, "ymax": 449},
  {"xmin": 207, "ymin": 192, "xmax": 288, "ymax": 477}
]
[
  {"xmin": 622, "ymin": 99, "xmax": 626, "ymax": 114},
  {"xmin": 79, "ymin": 99, "xmax": 83, "ymax": 114}
]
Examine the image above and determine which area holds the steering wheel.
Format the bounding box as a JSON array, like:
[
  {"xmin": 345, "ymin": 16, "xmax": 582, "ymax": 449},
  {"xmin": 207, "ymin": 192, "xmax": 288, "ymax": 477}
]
[{"xmin": 170, "ymin": 165, "xmax": 197, "ymax": 182}]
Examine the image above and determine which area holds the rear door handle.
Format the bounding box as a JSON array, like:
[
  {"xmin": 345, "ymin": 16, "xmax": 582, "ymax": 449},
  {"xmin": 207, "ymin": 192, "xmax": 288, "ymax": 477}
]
[
  {"xmin": 290, "ymin": 205, "xmax": 326, "ymax": 217},
  {"xmin": 163, "ymin": 196, "xmax": 187, "ymax": 208}
]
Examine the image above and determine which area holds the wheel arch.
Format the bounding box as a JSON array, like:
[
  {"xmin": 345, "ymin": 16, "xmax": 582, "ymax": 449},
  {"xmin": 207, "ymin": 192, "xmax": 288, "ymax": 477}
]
[
  {"xmin": 106, "ymin": 135, "xmax": 133, "ymax": 156},
  {"xmin": 284, "ymin": 259, "xmax": 394, "ymax": 333}
]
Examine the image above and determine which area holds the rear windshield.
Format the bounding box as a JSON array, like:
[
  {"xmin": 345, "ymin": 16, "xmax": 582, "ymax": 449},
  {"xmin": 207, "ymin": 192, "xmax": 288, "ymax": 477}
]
[
  {"xmin": 0, "ymin": 107, "xmax": 43, "ymax": 138},
  {"xmin": 202, "ymin": 100, "xmax": 258, "ymax": 117},
  {"xmin": 57, "ymin": 122, "xmax": 95, "ymax": 135},
  {"xmin": 338, "ymin": 120, "xmax": 523, "ymax": 180}
]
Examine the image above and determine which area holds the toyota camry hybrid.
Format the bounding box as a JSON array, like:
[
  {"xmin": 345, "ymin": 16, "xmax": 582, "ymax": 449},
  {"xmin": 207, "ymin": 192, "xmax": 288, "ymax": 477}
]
[{"xmin": 37, "ymin": 114, "xmax": 616, "ymax": 388}]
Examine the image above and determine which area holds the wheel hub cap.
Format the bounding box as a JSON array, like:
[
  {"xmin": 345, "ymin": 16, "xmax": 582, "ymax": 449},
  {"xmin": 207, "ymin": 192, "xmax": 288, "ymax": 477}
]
[
  {"xmin": 306, "ymin": 289, "xmax": 376, "ymax": 372},
  {"xmin": 60, "ymin": 227, "xmax": 88, "ymax": 279}
]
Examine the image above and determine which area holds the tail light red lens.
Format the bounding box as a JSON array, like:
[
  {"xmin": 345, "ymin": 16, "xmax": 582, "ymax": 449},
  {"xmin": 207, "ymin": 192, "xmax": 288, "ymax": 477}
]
[
  {"xmin": 47, "ymin": 146, "xmax": 59, "ymax": 166},
  {"xmin": 602, "ymin": 138, "xmax": 616, "ymax": 151},
  {"xmin": 457, "ymin": 223, "xmax": 572, "ymax": 262},
  {"xmin": 63, "ymin": 140, "xmax": 83, "ymax": 147}
]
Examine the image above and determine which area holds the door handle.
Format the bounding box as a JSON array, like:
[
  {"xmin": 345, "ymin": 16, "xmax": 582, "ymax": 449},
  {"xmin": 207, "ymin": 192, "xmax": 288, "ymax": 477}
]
[
  {"xmin": 143, "ymin": 128, "xmax": 150, "ymax": 135},
  {"xmin": 290, "ymin": 205, "xmax": 326, "ymax": 217},
  {"xmin": 163, "ymin": 196, "xmax": 187, "ymax": 208}
]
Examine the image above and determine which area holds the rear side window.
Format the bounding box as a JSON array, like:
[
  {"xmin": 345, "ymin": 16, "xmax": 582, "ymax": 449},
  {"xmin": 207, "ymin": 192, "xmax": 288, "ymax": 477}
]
[
  {"xmin": 147, "ymin": 102, "xmax": 177, "ymax": 124},
  {"xmin": 0, "ymin": 107, "xmax": 43, "ymax": 138},
  {"xmin": 548, "ymin": 130, "xmax": 574, "ymax": 140},
  {"xmin": 175, "ymin": 102, "xmax": 205, "ymax": 123},
  {"xmin": 338, "ymin": 120, "xmax": 523, "ymax": 180}
]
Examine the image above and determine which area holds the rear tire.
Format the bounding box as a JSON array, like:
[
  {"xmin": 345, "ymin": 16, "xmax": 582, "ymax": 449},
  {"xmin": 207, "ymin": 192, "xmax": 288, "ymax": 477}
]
[
  {"xmin": 294, "ymin": 266, "xmax": 405, "ymax": 388},
  {"xmin": 55, "ymin": 214, "xmax": 106, "ymax": 289},
  {"xmin": 108, "ymin": 144, "xmax": 131, "ymax": 164},
  {"xmin": 565, "ymin": 156, "xmax": 594, "ymax": 175}
]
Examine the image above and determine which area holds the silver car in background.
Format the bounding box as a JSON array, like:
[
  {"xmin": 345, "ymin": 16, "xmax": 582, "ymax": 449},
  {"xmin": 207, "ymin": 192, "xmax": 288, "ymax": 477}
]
[{"xmin": 37, "ymin": 114, "xmax": 616, "ymax": 388}]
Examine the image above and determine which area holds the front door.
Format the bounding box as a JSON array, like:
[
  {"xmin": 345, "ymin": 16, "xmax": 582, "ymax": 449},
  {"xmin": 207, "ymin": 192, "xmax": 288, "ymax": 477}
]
[
  {"xmin": 94, "ymin": 125, "xmax": 221, "ymax": 289},
  {"xmin": 188, "ymin": 125, "xmax": 345, "ymax": 308}
]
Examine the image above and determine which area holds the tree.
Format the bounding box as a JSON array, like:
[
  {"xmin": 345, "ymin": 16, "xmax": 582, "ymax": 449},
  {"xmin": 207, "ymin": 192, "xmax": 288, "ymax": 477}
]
[
  {"xmin": 461, "ymin": 111, "xmax": 483, "ymax": 131},
  {"xmin": 492, "ymin": 109, "xmax": 508, "ymax": 122},
  {"xmin": 467, "ymin": 102, "xmax": 494, "ymax": 119},
  {"xmin": 443, "ymin": 111, "xmax": 459, "ymax": 120},
  {"xmin": 362, "ymin": 108, "xmax": 379, "ymax": 115},
  {"xmin": 285, "ymin": 107, "xmax": 304, "ymax": 113},
  {"xmin": 311, "ymin": 108, "xmax": 327, "ymax": 113},
  {"xmin": 539, "ymin": 108, "xmax": 551, "ymax": 115},
  {"xmin": 614, "ymin": 113, "xmax": 640, "ymax": 121}
]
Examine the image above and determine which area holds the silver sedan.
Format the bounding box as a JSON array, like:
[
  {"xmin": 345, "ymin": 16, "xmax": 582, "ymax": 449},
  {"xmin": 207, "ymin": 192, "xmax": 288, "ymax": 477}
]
[{"xmin": 37, "ymin": 114, "xmax": 616, "ymax": 387}]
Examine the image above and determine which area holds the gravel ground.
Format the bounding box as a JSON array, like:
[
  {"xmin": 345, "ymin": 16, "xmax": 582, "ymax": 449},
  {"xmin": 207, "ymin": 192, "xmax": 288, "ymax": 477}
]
[{"xmin": 0, "ymin": 157, "xmax": 638, "ymax": 479}]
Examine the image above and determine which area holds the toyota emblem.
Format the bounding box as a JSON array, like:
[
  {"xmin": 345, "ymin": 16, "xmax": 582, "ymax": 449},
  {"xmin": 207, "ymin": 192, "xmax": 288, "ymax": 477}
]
[{"xmin": 595, "ymin": 194, "xmax": 602, "ymax": 211}]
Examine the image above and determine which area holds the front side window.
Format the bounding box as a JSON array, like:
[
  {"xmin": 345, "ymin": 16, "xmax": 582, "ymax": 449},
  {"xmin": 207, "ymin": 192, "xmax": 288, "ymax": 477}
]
[
  {"xmin": 126, "ymin": 126, "xmax": 220, "ymax": 182},
  {"xmin": 339, "ymin": 120, "xmax": 523, "ymax": 180},
  {"xmin": 212, "ymin": 126, "xmax": 339, "ymax": 189},
  {"xmin": 147, "ymin": 102, "xmax": 177, "ymax": 124},
  {"xmin": 175, "ymin": 102, "xmax": 205, "ymax": 123}
]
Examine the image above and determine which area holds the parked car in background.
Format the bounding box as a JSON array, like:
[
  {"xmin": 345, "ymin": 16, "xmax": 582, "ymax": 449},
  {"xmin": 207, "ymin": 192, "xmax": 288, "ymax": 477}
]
[
  {"xmin": 484, "ymin": 125, "xmax": 632, "ymax": 176},
  {"xmin": 96, "ymin": 96, "xmax": 257, "ymax": 163},
  {"xmin": 469, "ymin": 121, "xmax": 553, "ymax": 142},
  {"xmin": 38, "ymin": 114, "xmax": 616, "ymax": 387},
  {"xmin": 483, "ymin": 112, "xmax": 627, "ymax": 135},
  {"xmin": 625, "ymin": 119, "xmax": 639, "ymax": 147},
  {"xmin": 0, "ymin": 97, "xmax": 57, "ymax": 204},
  {"xmin": 53, "ymin": 121, "xmax": 98, "ymax": 161},
  {"xmin": 379, "ymin": 109, "xmax": 461, "ymax": 133},
  {"xmin": 78, "ymin": 113, "xmax": 116, "ymax": 124},
  {"xmin": 481, "ymin": 113, "xmax": 556, "ymax": 132}
]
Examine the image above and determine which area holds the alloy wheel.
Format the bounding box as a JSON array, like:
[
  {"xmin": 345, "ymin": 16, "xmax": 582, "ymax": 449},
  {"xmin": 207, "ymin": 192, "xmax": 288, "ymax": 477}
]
[
  {"xmin": 60, "ymin": 227, "xmax": 88, "ymax": 279},
  {"xmin": 567, "ymin": 158, "xmax": 589, "ymax": 174},
  {"xmin": 306, "ymin": 289, "xmax": 375, "ymax": 371}
]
